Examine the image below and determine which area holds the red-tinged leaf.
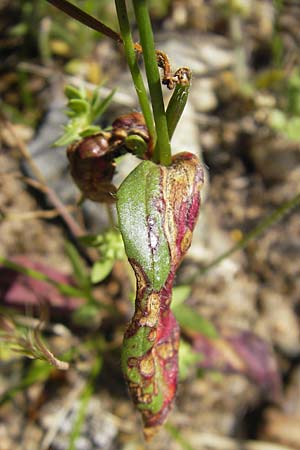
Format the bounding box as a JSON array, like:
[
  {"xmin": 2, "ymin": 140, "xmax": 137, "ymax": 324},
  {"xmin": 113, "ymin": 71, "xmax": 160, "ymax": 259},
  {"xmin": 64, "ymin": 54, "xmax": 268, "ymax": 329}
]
[
  {"xmin": 0, "ymin": 255, "xmax": 85, "ymax": 315},
  {"xmin": 191, "ymin": 326, "xmax": 281, "ymax": 397},
  {"xmin": 117, "ymin": 152, "xmax": 204, "ymax": 439}
]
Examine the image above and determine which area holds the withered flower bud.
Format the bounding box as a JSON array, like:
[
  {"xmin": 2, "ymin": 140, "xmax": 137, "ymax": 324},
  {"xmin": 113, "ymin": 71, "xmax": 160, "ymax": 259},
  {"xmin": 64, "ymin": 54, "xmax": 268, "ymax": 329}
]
[
  {"xmin": 67, "ymin": 132, "xmax": 117, "ymax": 203},
  {"xmin": 112, "ymin": 112, "xmax": 151, "ymax": 156}
]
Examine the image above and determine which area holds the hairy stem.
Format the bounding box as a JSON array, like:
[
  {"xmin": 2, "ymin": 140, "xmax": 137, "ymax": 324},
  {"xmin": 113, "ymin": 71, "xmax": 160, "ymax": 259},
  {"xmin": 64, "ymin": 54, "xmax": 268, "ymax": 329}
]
[
  {"xmin": 115, "ymin": 0, "xmax": 156, "ymax": 146},
  {"xmin": 132, "ymin": 0, "xmax": 171, "ymax": 165}
]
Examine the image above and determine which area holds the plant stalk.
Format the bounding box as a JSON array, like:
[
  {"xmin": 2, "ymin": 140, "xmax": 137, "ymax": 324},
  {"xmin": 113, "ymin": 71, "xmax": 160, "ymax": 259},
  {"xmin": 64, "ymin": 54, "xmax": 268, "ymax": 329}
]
[
  {"xmin": 115, "ymin": 0, "xmax": 156, "ymax": 147},
  {"xmin": 132, "ymin": 0, "xmax": 172, "ymax": 165}
]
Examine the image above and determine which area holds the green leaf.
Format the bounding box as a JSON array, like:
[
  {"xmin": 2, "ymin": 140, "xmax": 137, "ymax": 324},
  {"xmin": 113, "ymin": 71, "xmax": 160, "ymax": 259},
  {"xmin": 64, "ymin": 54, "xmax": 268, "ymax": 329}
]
[
  {"xmin": 285, "ymin": 117, "xmax": 300, "ymax": 140},
  {"xmin": 90, "ymin": 88, "xmax": 116, "ymax": 123},
  {"xmin": 0, "ymin": 359, "xmax": 52, "ymax": 406},
  {"xmin": 91, "ymin": 259, "xmax": 114, "ymax": 283},
  {"xmin": 0, "ymin": 255, "xmax": 87, "ymax": 299},
  {"xmin": 269, "ymin": 109, "xmax": 287, "ymax": 131},
  {"xmin": 64, "ymin": 85, "xmax": 83, "ymax": 100},
  {"xmin": 178, "ymin": 340, "xmax": 202, "ymax": 380},
  {"xmin": 172, "ymin": 303, "xmax": 218, "ymax": 338},
  {"xmin": 72, "ymin": 303, "xmax": 100, "ymax": 326},
  {"xmin": 78, "ymin": 234, "xmax": 104, "ymax": 247},
  {"xmin": 172, "ymin": 285, "xmax": 191, "ymax": 308},
  {"xmin": 64, "ymin": 242, "xmax": 90, "ymax": 290},
  {"xmin": 117, "ymin": 160, "xmax": 171, "ymax": 290},
  {"xmin": 56, "ymin": 283, "xmax": 86, "ymax": 298},
  {"xmin": 54, "ymin": 129, "xmax": 79, "ymax": 147},
  {"xmin": 69, "ymin": 99, "xmax": 90, "ymax": 115},
  {"xmin": 79, "ymin": 125, "xmax": 101, "ymax": 137},
  {"xmin": 166, "ymin": 82, "xmax": 190, "ymax": 140}
]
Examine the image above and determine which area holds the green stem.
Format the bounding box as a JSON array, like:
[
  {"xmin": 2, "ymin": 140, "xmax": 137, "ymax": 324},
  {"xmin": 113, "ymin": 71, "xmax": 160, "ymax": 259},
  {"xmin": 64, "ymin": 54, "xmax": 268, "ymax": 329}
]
[
  {"xmin": 193, "ymin": 193, "xmax": 300, "ymax": 280},
  {"xmin": 114, "ymin": 0, "xmax": 156, "ymax": 146},
  {"xmin": 132, "ymin": 0, "xmax": 172, "ymax": 165}
]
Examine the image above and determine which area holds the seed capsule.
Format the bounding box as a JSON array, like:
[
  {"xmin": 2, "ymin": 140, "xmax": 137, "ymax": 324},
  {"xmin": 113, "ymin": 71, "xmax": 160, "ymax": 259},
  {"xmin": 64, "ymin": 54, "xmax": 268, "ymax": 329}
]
[
  {"xmin": 112, "ymin": 112, "xmax": 151, "ymax": 157},
  {"xmin": 73, "ymin": 132, "xmax": 111, "ymax": 159},
  {"xmin": 66, "ymin": 113, "xmax": 151, "ymax": 203},
  {"xmin": 67, "ymin": 133, "xmax": 117, "ymax": 203}
]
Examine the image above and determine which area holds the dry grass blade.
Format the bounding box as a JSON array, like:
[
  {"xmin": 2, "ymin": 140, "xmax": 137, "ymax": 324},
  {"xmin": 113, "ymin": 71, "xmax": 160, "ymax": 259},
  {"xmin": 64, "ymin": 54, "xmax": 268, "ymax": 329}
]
[{"xmin": 0, "ymin": 308, "xmax": 69, "ymax": 370}]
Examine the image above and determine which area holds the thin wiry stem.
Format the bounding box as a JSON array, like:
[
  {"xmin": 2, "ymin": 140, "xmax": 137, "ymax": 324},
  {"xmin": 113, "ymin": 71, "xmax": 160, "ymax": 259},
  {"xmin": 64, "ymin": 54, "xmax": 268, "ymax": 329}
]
[{"xmin": 46, "ymin": 0, "xmax": 122, "ymax": 42}]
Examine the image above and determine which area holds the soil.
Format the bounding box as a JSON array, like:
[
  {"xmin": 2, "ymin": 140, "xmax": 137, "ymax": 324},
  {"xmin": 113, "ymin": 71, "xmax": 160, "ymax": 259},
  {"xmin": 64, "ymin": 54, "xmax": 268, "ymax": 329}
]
[{"xmin": 1, "ymin": 1, "xmax": 300, "ymax": 450}]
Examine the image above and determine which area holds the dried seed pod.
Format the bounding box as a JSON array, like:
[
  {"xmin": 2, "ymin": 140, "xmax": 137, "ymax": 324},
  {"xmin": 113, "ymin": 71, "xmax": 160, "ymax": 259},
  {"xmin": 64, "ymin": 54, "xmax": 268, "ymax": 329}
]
[
  {"xmin": 112, "ymin": 112, "xmax": 151, "ymax": 157},
  {"xmin": 72, "ymin": 132, "xmax": 111, "ymax": 158},
  {"xmin": 67, "ymin": 133, "xmax": 117, "ymax": 203},
  {"xmin": 67, "ymin": 113, "xmax": 150, "ymax": 203},
  {"xmin": 112, "ymin": 112, "xmax": 149, "ymax": 140}
]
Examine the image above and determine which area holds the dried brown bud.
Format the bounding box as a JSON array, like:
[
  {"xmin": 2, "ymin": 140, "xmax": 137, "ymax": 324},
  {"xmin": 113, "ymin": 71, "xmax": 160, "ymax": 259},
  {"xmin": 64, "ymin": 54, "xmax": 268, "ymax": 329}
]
[
  {"xmin": 112, "ymin": 112, "xmax": 150, "ymax": 154},
  {"xmin": 112, "ymin": 112, "xmax": 148, "ymax": 139},
  {"xmin": 67, "ymin": 134, "xmax": 117, "ymax": 203}
]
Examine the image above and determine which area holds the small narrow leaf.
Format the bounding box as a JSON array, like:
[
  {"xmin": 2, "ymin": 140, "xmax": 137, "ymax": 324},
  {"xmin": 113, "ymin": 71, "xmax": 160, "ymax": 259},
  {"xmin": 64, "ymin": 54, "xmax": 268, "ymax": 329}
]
[
  {"xmin": 79, "ymin": 125, "xmax": 102, "ymax": 137},
  {"xmin": 78, "ymin": 234, "xmax": 104, "ymax": 247},
  {"xmin": 69, "ymin": 99, "xmax": 89, "ymax": 115},
  {"xmin": 172, "ymin": 285, "xmax": 191, "ymax": 308},
  {"xmin": 90, "ymin": 88, "xmax": 116, "ymax": 123},
  {"xmin": 91, "ymin": 259, "xmax": 114, "ymax": 283},
  {"xmin": 64, "ymin": 242, "xmax": 90, "ymax": 290},
  {"xmin": 166, "ymin": 81, "xmax": 190, "ymax": 140},
  {"xmin": 54, "ymin": 129, "xmax": 79, "ymax": 147},
  {"xmin": 172, "ymin": 303, "xmax": 218, "ymax": 338},
  {"xmin": 178, "ymin": 340, "xmax": 202, "ymax": 380},
  {"xmin": 65, "ymin": 85, "xmax": 83, "ymax": 100}
]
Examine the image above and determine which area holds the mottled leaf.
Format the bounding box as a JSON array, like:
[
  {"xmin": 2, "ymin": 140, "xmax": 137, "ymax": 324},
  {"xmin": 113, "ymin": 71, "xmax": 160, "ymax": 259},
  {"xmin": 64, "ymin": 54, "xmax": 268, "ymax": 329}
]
[{"xmin": 117, "ymin": 153, "xmax": 204, "ymax": 439}]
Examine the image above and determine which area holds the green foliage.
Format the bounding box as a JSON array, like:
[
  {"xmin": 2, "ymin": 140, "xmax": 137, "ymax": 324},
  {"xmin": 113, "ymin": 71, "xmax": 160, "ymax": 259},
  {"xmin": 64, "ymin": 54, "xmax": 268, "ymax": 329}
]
[
  {"xmin": 172, "ymin": 286, "xmax": 218, "ymax": 338},
  {"xmin": 0, "ymin": 256, "xmax": 86, "ymax": 298},
  {"xmin": 165, "ymin": 423, "xmax": 196, "ymax": 450},
  {"xmin": 65, "ymin": 241, "xmax": 90, "ymax": 291},
  {"xmin": 269, "ymin": 70, "xmax": 300, "ymax": 140},
  {"xmin": 54, "ymin": 84, "xmax": 115, "ymax": 146},
  {"xmin": 80, "ymin": 229, "xmax": 125, "ymax": 283},
  {"xmin": 0, "ymin": 313, "xmax": 69, "ymax": 370},
  {"xmin": 117, "ymin": 160, "xmax": 171, "ymax": 289},
  {"xmin": 166, "ymin": 82, "xmax": 190, "ymax": 140},
  {"xmin": 178, "ymin": 340, "xmax": 202, "ymax": 381},
  {"xmin": 64, "ymin": 241, "xmax": 103, "ymax": 324},
  {"xmin": 172, "ymin": 285, "xmax": 191, "ymax": 307},
  {"xmin": 0, "ymin": 359, "xmax": 53, "ymax": 407},
  {"xmin": 173, "ymin": 303, "xmax": 218, "ymax": 338}
]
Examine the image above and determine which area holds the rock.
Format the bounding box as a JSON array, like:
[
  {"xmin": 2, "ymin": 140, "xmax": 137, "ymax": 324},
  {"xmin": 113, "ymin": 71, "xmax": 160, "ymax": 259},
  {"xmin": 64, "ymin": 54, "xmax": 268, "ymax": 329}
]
[
  {"xmin": 258, "ymin": 288, "xmax": 300, "ymax": 356},
  {"xmin": 191, "ymin": 78, "xmax": 217, "ymax": 113},
  {"xmin": 249, "ymin": 136, "xmax": 300, "ymax": 182}
]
